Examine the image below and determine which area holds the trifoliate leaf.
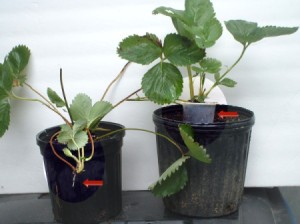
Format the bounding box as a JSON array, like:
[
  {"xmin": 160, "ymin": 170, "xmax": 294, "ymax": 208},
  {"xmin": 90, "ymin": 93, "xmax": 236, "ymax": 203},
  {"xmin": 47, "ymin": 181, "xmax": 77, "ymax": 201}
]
[
  {"xmin": 142, "ymin": 62, "xmax": 183, "ymax": 104},
  {"xmin": 69, "ymin": 93, "xmax": 112, "ymax": 128},
  {"xmin": 57, "ymin": 122, "xmax": 88, "ymax": 150},
  {"xmin": 47, "ymin": 88, "xmax": 66, "ymax": 108},
  {"xmin": 219, "ymin": 78, "xmax": 237, "ymax": 88},
  {"xmin": 149, "ymin": 156, "xmax": 190, "ymax": 197},
  {"xmin": 117, "ymin": 34, "xmax": 162, "ymax": 65},
  {"xmin": 179, "ymin": 124, "xmax": 211, "ymax": 163},
  {"xmin": 0, "ymin": 99, "xmax": 10, "ymax": 137},
  {"xmin": 163, "ymin": 34, "xmax": 205, "ymax": 66},
  {"xmin": 200, "ymin": 58, "xmax": 222, "ymax": 74},
  {"xmin": 225, "ymin": 20, "xmax": 298, "ymax": 45}
]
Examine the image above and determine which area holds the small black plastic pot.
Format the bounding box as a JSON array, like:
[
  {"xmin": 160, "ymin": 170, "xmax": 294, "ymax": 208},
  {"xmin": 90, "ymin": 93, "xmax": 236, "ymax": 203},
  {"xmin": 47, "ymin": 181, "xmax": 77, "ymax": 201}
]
[
  {"xmin": 36, "ymin": 121, "xmax": 125, "ymax": 224},
  {"xmin": 153, "ymin": 105, "xmax": 255, "ymax": 217}
]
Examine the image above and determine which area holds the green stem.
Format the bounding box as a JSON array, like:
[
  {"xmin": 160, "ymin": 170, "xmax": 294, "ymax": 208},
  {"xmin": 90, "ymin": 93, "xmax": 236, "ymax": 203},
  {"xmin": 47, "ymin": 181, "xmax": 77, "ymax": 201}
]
[
  {"xmin": 204, "ymin": 44, "xmax": 249, "ymax": 99},
  {"xmin": 85, "ymin": 130, "xmax": 94, "ymax": 162},
  {"xmin": 96, "ymin": 127, "xmax": 185, "ymax": 155},
  {"xmin": 60, "ymin": 68, "xmax": 74, "ymax": 125},
  {"xmin": 101, "ymin": 62, "xmax": 131, "ymax": 101},
  {"xmin": 187, "ymin": 65, "xmax": 194, "ymax": 101}
]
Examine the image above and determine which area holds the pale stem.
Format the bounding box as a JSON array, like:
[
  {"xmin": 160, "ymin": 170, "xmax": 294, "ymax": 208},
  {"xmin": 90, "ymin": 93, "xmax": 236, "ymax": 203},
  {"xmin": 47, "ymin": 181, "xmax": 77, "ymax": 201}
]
[
  {"xmin": 112, "ymin": 88, "xmax": 142, "ymax": 109},
  {"xmin": 100, "ymin": 62, "xmax": 131, "ymax": 101},
  {"xmin": 10, "ymin": 91, "xmax": 71, "ymax": 126}
]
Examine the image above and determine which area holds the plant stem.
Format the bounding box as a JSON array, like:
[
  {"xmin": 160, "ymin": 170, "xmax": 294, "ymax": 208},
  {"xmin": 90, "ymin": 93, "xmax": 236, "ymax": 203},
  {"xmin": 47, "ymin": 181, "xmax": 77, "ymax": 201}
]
[
  {"xmin": 10, "ymin": 91, "xmax": 72, "ymax": 126},
  {"xmin": 204, "ymin": 44, "xmax": 248, "ymax": 99},
  {"xmin": 113, "ymin": 88, "xmax": 142, "ymax": 109},
  {"xmin": 24, "ymin": 82, "xmax": 56, "ymax": 110},
  {"xmin": 100, "ymin": 61, "xmax": 131, "ymax": 101},
  {"xmin": 187, "ymin": 65, "xmax": 194, "ymax": 101},
  {"xmin": 60, "ymin": 68, "xmax": 74, "ymax": 125},
  {"xmin": 50, "ymin": 132, "xmax": 76, "ymax": 172},
  {"xmin": 85, "ymin": 130, "xmax": 94, "ymax": 162},
  {"xmin": 96, "ymin": 127, "xmax": 185, "ymax": 156}
]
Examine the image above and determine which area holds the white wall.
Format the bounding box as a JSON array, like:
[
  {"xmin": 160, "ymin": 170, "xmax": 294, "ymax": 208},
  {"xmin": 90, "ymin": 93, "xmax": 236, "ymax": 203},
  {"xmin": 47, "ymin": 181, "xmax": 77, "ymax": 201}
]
[{"xmin": 0, "ymin": 0, "xmax": 299, "ymax": 194}]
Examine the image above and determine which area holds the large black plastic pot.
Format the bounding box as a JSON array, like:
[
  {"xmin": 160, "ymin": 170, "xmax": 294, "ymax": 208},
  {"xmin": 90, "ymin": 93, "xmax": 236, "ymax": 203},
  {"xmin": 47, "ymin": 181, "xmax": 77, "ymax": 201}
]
[
  {"xmin": 153, "ymin": 105, "xmax": 255, "ymax": 217},
  {"xmin": 36, "ymin": 121, "xmax": 125, "ymax": 224}
]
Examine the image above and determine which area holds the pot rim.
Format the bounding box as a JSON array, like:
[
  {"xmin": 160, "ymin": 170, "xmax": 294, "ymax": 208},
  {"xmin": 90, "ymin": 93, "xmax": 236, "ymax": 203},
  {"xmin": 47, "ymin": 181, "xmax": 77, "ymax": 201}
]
[
  {"xmin": 153, "ymin": 104, "xmax": 255, "ymax": 130},
  {"xmin": 36, "ymin": 121, "xmax": 125, "ymax": 146}
]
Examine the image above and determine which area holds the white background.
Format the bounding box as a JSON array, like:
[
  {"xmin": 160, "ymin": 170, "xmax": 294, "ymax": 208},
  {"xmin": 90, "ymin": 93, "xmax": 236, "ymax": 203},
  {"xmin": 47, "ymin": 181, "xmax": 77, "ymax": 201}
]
[{"xmin": 0, "ymin": 0, "xmax": 299, "ymax": 194}]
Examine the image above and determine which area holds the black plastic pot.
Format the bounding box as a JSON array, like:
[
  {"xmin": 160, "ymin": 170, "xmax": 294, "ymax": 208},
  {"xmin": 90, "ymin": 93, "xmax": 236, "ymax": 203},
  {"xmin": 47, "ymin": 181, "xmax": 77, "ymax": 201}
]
[
  {"xmin": 153, "ymin": 105, "xmax": 255, "ymax": 217},
  {"xmin": 36, "ymin": 121, "xmax": 125, "ymax": 224}
]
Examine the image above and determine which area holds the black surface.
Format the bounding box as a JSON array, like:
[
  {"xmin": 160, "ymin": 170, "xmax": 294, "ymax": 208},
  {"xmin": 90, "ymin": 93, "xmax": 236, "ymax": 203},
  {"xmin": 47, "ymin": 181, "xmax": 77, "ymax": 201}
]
[{"xmin": 0, "ymin": 188, "xmax": 294, "ymax": 224}]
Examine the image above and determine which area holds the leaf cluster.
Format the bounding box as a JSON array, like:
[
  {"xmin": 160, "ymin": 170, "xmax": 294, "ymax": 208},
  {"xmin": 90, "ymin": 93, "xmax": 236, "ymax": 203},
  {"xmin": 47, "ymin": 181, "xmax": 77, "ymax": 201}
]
[
  {"xmin": 0, "ymin": 45, "xmax": 31, "ymax": 137},
  {"xmin": 118, "ymin": 33, "xmax": 205, "ymax": 104},
  {"xmin": 48, "ymin": 92, "xmax": 113, "ymax": 151},
  {"xmin": 118, "ymin": 0, "xmax": 298, "ymax": 104}
]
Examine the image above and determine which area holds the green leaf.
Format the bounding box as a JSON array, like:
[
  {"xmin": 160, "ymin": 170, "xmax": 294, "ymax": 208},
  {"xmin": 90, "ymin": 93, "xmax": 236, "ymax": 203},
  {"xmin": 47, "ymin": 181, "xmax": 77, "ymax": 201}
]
[
  {"xmin": 57, "ymin": 122, "xmax": 88, "ymax": 150},
  {"xmin": 69, "ymin": 93, "xmax": 112, "ymax": 128},
  {"xmin": 179, "ymin": 123, "xmax": 195, "ymax": 138},
  {"xmin": 88, "ymin": 101, "xmax": 113, "ymax": 129},
  {"xmin": 185, "ymin": 18, "xmax": 223, "ymax": 48},
  {"xmin": 185, "ymin": 0, "xmax": 216, "ymax": 25},
  {"xmin": 200, "ymin": 58, "xmax": 222, "ymax": 74},
  {"xmin": 69, "ymin": 93, "xmax": 92, "ymax": 121},
  {"xmin": 47, "ymin": 88, "xmax": 66, "ymax": 108},
  {"xmin": 153, "ymin": 7, "xmax": 188, "ymax": 24},
  {"xmin": 73, "ymin": 119, "xmax": 87, "ymax": 133},
  {"xmin": 7, "ymin": 45, "xmax": 30, "ymax": 75},
  {"xmin": 117, "ymin": 34, "xmax": 162, "ymax": 65},
  {"xmin": 163, "ymin": 34, "xmax": 205, "ymax": 66},
  {"xmin": 142, "ymin": 62, "xmax": 183, "ymax": 104},
  {"xmin": 0, "ymin": 87, "xmax": 9, "ymax": 101},
  {"xmin": 225, "ymin": 20, "xmax": 298, "ymax": 45},
  {"xmin": 0, "ymin": 99, "xmax": 10, "ymax": 137},
  {"xmin": 259, "ymin": 26, "xmax": 298, "ymax": 38},
  {"xmin": 179, "ymin": 124, "xmax": 211, "ymax": 163},
  {"xmin": 153, "ymin": 0, "xmax": 222, "ymax": 48},
  {"xmin": 225, "ymin": 20, "xmax": 260, "ymax": 45},
  {"xmin": 1, "ymin": 60, "xmax": 14, "ymax": 92},
  {"xmin": 219, "ymin": 78, "xmax": 237, "ymax": 88},
  {"xmin": 149, "ymin": 156, "xmax": 189, "ymax": 197}
]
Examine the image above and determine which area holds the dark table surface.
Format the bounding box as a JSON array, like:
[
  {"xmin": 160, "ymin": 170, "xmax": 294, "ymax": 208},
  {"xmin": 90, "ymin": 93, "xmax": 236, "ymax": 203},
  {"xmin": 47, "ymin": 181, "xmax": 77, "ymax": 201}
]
[{"xmin": 0, "ymin": 188, "xmax": 295, "ymax": 224}]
